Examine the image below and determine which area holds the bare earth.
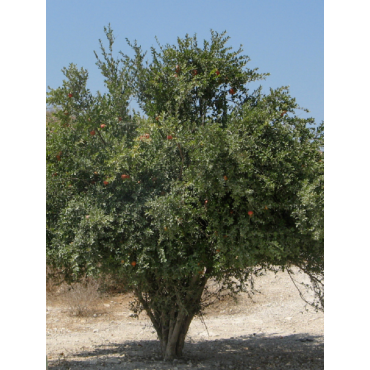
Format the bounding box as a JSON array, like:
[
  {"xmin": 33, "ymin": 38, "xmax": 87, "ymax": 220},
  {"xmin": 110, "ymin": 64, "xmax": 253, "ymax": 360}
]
[{"xmin": 46, "ymin": 270, "xmax": 323, "ymax": 370}]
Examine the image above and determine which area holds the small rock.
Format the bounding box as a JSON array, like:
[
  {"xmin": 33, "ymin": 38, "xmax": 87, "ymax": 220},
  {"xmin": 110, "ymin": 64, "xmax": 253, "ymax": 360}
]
[
  {"xmin": 93, "ymin": 329, "xmax": 98, "ymax": 333},
  {"xmin": 104, "ymin": 304, "xmax": 110, "ymax": 307}
]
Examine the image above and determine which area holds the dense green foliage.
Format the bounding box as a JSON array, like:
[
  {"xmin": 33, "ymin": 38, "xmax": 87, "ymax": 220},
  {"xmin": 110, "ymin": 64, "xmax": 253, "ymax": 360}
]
[{"xmin": 47, "ymin": 26, "xmax": 323, "ymax": 359}]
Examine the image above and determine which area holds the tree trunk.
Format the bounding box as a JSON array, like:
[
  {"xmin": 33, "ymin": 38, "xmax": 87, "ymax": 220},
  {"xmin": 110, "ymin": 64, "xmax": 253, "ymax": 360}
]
[
  {"xmin": 161, "ymin": 311, "xmax": 194, "ymax": 360},
  {"xmin": 135, "ymin": 273, "xmax": 209, "ymax": 360}
]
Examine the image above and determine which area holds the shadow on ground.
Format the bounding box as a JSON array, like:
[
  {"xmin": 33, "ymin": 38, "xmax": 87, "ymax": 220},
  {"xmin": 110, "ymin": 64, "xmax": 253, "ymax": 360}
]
[{"xmin": 48, "ymin": 333, "xmax": 323, "ymax": 369}]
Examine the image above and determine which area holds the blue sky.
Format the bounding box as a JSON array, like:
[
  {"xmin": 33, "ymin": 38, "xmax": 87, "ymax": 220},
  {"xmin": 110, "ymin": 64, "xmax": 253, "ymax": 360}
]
[{"xmin": 47, "ymin": 0, "xmax": 323, "ymax": 123}]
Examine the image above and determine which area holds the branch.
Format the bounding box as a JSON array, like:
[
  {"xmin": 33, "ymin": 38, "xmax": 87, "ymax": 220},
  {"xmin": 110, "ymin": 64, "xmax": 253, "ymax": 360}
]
[
  {"xmin": 177, "ymin": 143, "xmax": 185, "ymax": 180},
  {"xmin": 96, "ymin": 129, "xmax": 107, "ymax": 146},
  {"xmin": 287, "ymin": 268, "xmax": 324, "ymax": 312},
  {"xmin": 134, "ymin": 288, "xmax": 161, "ymax": 333}
]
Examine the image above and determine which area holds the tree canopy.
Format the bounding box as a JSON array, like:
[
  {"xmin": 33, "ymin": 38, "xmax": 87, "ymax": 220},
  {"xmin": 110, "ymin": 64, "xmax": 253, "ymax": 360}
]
[{"xmin": 46, "ymin": 26, "xmax": 323, "ymax": 360}]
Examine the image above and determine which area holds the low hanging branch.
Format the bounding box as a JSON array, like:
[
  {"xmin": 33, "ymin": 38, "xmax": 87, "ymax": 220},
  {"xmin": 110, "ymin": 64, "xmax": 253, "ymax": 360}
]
[{"xmin": 287, "ymin": 267, "xmax": 324, "ymax": 312}]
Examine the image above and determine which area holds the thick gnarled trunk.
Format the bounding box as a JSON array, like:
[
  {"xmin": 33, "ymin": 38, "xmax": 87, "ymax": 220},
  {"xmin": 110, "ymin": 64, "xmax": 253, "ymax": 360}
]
[
  {"xmin": 135, "ymin": 274, "xmax": 208, "ymax": 360},
  {"xmin": 161, "ymin": 311, "xmax": 193, "ymax": 359}
]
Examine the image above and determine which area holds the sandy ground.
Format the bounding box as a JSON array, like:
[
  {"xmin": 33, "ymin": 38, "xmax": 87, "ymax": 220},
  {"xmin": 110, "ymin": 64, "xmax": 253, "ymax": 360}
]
[{"xmin": 46, "ymin": 269, "xmax": 323, "ymax": 370}]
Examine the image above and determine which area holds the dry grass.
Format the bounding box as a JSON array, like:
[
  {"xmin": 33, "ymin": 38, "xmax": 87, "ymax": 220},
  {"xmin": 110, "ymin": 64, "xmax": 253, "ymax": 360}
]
[
  {"xmin": 58, "ymin": 276, "xmax": 101, "ymax": 317},
  {"xmin": 46, "ymin": 265, "xmax": 64, "ymax": 297},
  {"xmin": 46, "ymin": 265, "xmax": 130, "ymax": 317},
  {"xmin": 47, "ymin": 266, "xmax": 101, "ymax": 316}
]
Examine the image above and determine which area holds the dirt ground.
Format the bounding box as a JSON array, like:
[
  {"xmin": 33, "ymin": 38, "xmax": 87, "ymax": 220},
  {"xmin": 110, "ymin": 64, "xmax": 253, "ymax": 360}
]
[{"xmin": 46, "ymin": 269, "xmax": 323, "ymax": 370}]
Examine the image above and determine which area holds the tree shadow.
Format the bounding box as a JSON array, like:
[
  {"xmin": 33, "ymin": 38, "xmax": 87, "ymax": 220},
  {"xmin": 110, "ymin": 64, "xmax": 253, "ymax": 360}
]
[{"xmin": 48, "ymin": 332, "xmax": 323, "ymax": 369}]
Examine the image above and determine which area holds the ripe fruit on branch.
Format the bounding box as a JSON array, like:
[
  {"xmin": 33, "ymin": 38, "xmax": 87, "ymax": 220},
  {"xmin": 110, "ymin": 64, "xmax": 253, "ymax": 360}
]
[
  {"xmin": 281, "ymin": 110, "xmax": 287, "ymax": 117},
  {"xmin": 175, "ymin": 65, "xmax": 180, "ymax": 73},
  {"xmin": 121, "ymin": 260, "xmax": 125, "ymax": 264},
  {"xmin": 216, "ymin": 249, "xmax": 220, "ymax": 253},
  {"xmin": 139, "ymin": 133, "xmax": 150, "ymax": 140},
  {"xmin": 56, "ymin": 155, "xmax": 61, "ymax": 161},
  {"xmin": 229, "ymin": 88, "xmax": 236, "ymax": 95},
  {"xmin": 52, "ymin": 173, "xmax": 57, "ymax": 177},
  {"xmin": 248, "ymin": 211, "xmax": 254, "ymax": 217},
  {"xmin": 94, "ymin": 172, "xmax": 98, "ymax": 175},
  {"xmin": 155, "ymin": 116, "xmax": 160, "ymax": 121},
  {"xmin": 100, "ymin": 124, "xmax": 106, "ymax": 129},
  {"xmin": 90, "ymin": 130, "xmax": 96, "ymax": 136},
  {"xmin": 205, "ymin": 200, "xmax": 208, "ymax": 204},
  {"xmin": 174, "ymin": 74, "xmax": 178, "ymax": 78},
  {"xmin": 68, "ymin": 93, "xmax": 73, "ymax": 98},
  {"xmin": 192, "ymin": 69, "xmax": 198, "ymax": 76},
  {"xmin": 167, "ymin": 135, "xmax": 173, "ymax": 140},
  {"xmin": 223, "ymin": 175, "xmax": 228, "ymax": 181},
  {"xmin": 264, "ymin": 206, "xmax": 268, "ymax": 210},
  {"xmin": 215, "ymin": 69, "xmax": 220, "ymax": 76},
  {"xmin": 103, "ymin": 181, "xmax": 109, "ymax": 186},
  {"xmin": 118, "ymin": 117, "xmax": 122, "ymax": 121},
  {"xmin": 121, "ymin": 174, "xmax": 130, "ymax": 180},
  {"xmin": 131, "ymin": 261, "xmax": 137, "ymax": 267}
]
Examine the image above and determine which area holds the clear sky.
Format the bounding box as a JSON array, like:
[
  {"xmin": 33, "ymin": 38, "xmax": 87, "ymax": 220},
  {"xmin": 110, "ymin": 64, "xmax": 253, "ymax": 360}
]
[{"xmin": 47, "ymin": 0, "xmax": 323, "ymax": 123}]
